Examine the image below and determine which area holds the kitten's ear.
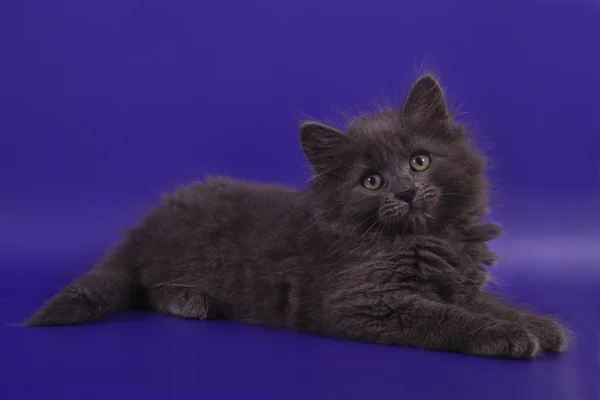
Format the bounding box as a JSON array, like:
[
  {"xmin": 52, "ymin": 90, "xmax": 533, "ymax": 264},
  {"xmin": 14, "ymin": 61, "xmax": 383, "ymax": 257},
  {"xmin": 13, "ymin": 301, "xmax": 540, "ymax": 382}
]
[
  {"xmin": 401, "ymin": 74, "xmax": 450, "ymax": 125},
  {"xmin": 300, "ymin": 122, "xmax": 350, "ymax": 174}
]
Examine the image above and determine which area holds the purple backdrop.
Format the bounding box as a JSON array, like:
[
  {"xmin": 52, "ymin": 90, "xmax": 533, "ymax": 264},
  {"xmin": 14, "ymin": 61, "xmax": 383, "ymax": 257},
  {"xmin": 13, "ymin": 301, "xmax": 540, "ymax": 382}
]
[{"xmin": 1, "ymin": 1, "xmax": 599, "ymax": 399}]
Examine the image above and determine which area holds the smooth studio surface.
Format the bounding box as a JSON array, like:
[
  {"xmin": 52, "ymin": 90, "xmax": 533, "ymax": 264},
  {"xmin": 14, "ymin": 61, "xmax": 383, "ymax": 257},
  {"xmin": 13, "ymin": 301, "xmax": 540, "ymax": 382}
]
[{"xmin": 1, "ymin": 0, "xmax": 599, "ymax": 399}]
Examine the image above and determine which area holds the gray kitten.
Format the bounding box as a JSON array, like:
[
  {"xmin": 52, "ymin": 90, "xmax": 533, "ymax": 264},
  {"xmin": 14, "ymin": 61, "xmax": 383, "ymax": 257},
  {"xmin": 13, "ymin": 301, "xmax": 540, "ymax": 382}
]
[{"xmin": 25, "ymin": 75, "xmax": 569, "ymax": 359}]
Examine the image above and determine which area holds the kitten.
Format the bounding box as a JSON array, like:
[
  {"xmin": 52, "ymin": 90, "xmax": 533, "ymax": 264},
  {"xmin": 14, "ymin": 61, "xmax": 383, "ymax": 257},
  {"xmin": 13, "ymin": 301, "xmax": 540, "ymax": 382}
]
[{"xmin": 24, "ymin": 75, "xmax": 569, "ymax": 359}]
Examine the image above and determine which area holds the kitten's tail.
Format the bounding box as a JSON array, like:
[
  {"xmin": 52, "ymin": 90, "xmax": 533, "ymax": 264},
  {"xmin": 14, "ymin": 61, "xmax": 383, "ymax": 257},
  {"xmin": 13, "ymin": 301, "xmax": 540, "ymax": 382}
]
[{"xmin": 22, "ymin": 245, "xmax": 140, "ymax": 327}]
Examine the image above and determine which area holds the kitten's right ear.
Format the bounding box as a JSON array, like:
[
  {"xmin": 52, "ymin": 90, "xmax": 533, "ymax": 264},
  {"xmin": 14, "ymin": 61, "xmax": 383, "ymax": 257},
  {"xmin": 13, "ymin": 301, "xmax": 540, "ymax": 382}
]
[
  {"xmin": 401, "ymin": 74, "xmax": 450, "ymax": 126},
  {"xmin": 300, "ymin": 122, "xmax": 350, "ymax": 174}
]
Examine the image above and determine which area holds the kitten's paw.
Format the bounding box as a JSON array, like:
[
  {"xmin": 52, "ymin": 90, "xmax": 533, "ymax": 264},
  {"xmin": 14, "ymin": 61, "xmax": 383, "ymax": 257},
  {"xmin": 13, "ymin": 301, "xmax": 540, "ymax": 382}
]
[
  {"xmin": 467, "ymin": 321, "xmax": 541, "ymax": 360},
  {"xmin": 527, "ymin": 315, "xmax": 571, "ymax": 353}
]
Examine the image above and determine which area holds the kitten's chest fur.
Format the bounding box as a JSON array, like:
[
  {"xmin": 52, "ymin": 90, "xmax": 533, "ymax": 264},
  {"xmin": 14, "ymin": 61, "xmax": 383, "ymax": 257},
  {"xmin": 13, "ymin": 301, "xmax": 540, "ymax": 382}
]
[{"xmin": 324, "ymin": 235, "xmax": 487, "ymax": 305}]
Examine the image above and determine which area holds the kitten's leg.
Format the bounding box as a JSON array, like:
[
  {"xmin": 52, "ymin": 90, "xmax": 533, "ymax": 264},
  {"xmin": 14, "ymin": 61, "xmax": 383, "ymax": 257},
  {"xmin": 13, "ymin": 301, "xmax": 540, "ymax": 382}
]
[
  {"xmin": 324, "ymin": 292, "xmax": 540, "ymax": 359},
  {"xmin": 465, "ymin": 292, "xmax": 570, "ymax": 353}
]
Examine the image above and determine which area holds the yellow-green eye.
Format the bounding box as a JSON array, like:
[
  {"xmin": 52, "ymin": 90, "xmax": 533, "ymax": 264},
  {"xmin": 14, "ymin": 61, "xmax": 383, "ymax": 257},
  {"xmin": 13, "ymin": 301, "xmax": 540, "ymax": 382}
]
[
  {"xmin": 410, "ymin": 154, "xmax": 431, "ymax": 172},
  {"xmin": 362, "ymin": 174, "xmax": 383, "ymax": 190}
]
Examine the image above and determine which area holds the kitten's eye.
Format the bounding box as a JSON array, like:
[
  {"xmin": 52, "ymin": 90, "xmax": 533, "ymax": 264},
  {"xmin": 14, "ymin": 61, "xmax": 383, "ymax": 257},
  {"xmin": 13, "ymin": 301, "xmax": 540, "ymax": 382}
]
[
  {"xmin": 362, "ymin": 174, "xmax": 383, "ymax": 190},
  {"xmin": 410, "ymin": 154, "xmax": 431, "ymax": 172}
]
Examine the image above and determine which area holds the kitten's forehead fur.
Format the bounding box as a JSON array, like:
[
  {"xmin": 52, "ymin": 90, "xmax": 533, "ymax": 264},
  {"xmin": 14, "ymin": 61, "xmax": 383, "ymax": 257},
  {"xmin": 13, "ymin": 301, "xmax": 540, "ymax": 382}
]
[
  {"xmin": 346, "ymin": 109, "xmax": 477, "ymax": 170},
  {"xmin": 346, "ymin": 75, "xmax": 468, "ymax": 161}
]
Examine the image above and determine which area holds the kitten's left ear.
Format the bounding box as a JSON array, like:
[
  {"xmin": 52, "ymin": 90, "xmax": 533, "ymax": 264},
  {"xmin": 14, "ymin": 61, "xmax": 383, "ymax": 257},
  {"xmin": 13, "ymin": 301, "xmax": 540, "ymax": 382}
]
[{"xmin": 401, "ymin": 74, "xmax": 450, "ymax": 125}]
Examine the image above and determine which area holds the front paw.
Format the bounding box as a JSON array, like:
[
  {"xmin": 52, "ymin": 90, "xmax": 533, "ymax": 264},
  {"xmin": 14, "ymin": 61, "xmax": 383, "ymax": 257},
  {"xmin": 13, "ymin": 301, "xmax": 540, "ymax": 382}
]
[
  {"xmin": 467, "ymin": 321, "xmax": 541, "ymax": 360},
  {"xmin": 526, "ymin": 315, "xmax": 571, "ymax": 353}
]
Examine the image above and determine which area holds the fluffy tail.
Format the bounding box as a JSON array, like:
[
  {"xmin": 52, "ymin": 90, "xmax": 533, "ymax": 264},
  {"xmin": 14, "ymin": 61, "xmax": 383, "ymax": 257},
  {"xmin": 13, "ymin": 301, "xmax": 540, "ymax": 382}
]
[{"xmin": 23, "ymin": 247, "xmax": 139, "ymax": 327}]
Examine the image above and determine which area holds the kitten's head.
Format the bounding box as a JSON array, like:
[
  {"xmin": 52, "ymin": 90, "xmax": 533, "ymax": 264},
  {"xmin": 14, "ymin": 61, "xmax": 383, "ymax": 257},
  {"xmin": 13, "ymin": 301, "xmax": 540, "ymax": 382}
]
[{"xmin": 301, "ymin": 75, "xmax": 489, "ymax": 236}]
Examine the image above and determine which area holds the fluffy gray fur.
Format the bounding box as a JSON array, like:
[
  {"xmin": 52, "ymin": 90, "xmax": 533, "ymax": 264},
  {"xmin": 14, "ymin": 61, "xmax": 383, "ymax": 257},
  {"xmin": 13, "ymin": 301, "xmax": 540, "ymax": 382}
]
[{"xmin": 24, "ymin": 75, "xmax": 570, "ymax": 359}]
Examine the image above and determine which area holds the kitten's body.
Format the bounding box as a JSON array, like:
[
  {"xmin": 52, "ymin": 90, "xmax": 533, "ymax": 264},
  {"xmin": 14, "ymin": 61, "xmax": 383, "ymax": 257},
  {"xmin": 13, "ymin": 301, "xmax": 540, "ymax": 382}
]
[{"xmin": 25, "ymin": 75, "xmax": 569, "ymax": 359}]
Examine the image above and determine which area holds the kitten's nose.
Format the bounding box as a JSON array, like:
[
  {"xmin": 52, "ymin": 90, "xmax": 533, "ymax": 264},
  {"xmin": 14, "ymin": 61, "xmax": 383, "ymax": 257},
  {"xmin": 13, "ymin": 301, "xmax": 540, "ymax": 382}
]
[{"xmin": 395, "ymin": 188, "xmax": 416, "ymax": 204}]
